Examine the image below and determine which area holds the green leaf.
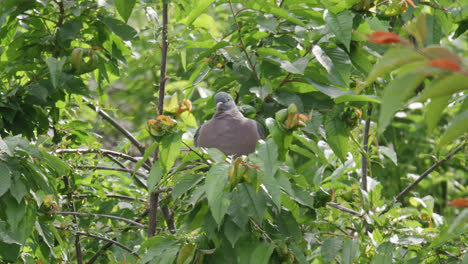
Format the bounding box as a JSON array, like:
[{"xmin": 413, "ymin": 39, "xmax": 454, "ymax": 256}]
[
  {"xmin": 9, "ymin": 178, "xmax": 26, "ymax": 204},
  {"xmin": 324, "ymin": 118, "xmax": 348, "ymax": 163},
  {"xmin": 425, "ymin": 95, "xmax": 450, "ymax": 132},
  {"xmin": 182, "ymin": 0, "xmax": 216, "ymax": 26},
  {"xmin": 224, "ymin": 218, "xmax": 243, "ymax": 247},
  {"xmin": 363, "ymin": 48, "xmax": 425, "ymax": 89},
  {"xmin": 321, "ymin": 237, "xmax": 344, "ymax": 263},
  {"xmin": 0, "ymin": 162, "xmax": 11, "ymax": 197},
  {"xmin": 6, "ymin": 199, "xmax": 26, "ymax": 232},
  {"xmin": 172, "ymin": 173, "xmax": 203, "ymax": 199},
  {"xmin": 378, "ymin": 74, "xmax": 426, "ymax": 134},
  {"xmin": 313, "ymin": 46, "xmax": 351, "ymax": 87},
  {"xmin": 254, "ymin": 139, "xmax": 281, "ymax": 208},
  {"xmin": 372, "ymin": 242, "xmax": 393, "ymax": 264},
  {"xmin": 247, "ymin": 1, "xmax": 305, "ymax": 26},
  {"xmin": 341, "ymin": 239, "xmax": 359, "ymax": 264},
  {"xmin": 228, "ymin": 183, "xmax": 267, "ymax": 228},
  {"xmin": 249, "ymin": 242, "xmax": 276, "ymax": 264},
  {"xmin": 97, "ymin": 15, "xmax": 137, "ymax": 40},
  {"xmin": 134, "ymin": 143, "xmax": 158, "ymax": 175},
  {"xmin": 57, "ymin": 20, "xmax": 82, "ymax": 40},
  {"xmin": 306, "ymin": 78, "xmax": 349, "ymax": 98},
  {"xmin": 418, "ymin": 74, "xmax": 468, "ymax": 101},
  {"xmin": 114, "ymin": 0, "xmax": 136, "ymax": 22},
  {"xmin": 334, "ymin": 94, "xmax": 381, "ymax": 104},
  {"xmin": 148, "ymin": 161, "xmax": 162, "ymax": 192},
  {"xmin": 205, "ymin": 163, "xmax": 231, "ymax": 225},
  {"xmin": 439, "ymin": 109, "xmax": 468, "ymax": 147},
  {"xmin": 46, "ymin": 57, "xmax": 66, "ymax": 89},
  {"xmin": 325, "ymin": 10, "xmax": 355, "ymax": 51},
  {"xmin": 379, "ymin": 146, "xmax": 397, "ymax": 165},
  {"xmin": 280, "ymin": 57, "xmax": 309, "ymax": 75},
  {"xmin": 159, "ymin": 131, "xmax": 183, "ymax": 175}
]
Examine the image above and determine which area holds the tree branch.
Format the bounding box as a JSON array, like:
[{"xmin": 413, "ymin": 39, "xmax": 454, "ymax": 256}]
[
  {"xmin": 161, "ymin": 204, "xmax": 176, "ymax": 233},
  {"xmin": 228, "ymin": 0, "xmax": 262, "ymax": 88},
  {"xmin": 56, "ymin": 227, "xmax": 139, "ymax": 258},
  {"xmin": 70, "ymin": 193, "xmax": 147, "ymax": 203},
  {"xmin": 147, "ymin": 191, "xmax": 160, "ymax": 238},
  {"xmin": 379, "ymin": 141, "xmax": 465, "ymax": 216},
  {"xmin": 64, "ymin": 176, "xmax": 83, "ymax": 264},
  {"xmin": 75, "ymin": 165, "xmax": 147, "ymax": 189},
  {"xmin": 82, "ymin": 97, "xmax": 147, "ymax": 155},
  {"xmin": 56, "ymin": 148, "xmax": 151, "ymax": 171},
  {"xmin": 362, "ymin": 104, "xmax": 372, "ymax": 192},
  {"xmin": 158, "ymin": 3, "xmax": 168, "ymax": 115},
  {"xmin": 327, "ymin": 202, "xmax": 363, "ymax": 217},
  {"xmin": 56, "ymin": 211, "xmax": 145, "ymax": 228}
]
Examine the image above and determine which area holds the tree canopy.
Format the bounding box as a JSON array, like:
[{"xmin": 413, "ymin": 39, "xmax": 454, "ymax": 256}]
[{"xmin": 0, "ymin": 0, "xmax": 467, "ymax": 263}]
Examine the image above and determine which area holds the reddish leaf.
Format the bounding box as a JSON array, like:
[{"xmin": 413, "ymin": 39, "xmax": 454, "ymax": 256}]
[
  {"xmin": 427, "ymin": 58, "xmax": 461, "ymax": 72},
  {"xmin": 405, "ymin": 0, "xmax": 417, "ymax": 8},
  {"xmin": 448, "ymin": 198, "xmax": 468, "ymax": 208},
  {"xmin": 367, "ymin": 31, "xmax": 401, "ymax": 44}
]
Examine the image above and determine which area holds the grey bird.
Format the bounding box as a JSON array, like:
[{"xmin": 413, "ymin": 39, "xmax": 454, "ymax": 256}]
[{"xmin": 194, "ymin": 92, "xmax": 264, "ymax": 156}]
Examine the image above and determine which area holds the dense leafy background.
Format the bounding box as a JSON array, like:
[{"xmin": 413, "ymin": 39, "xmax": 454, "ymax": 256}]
[{"xmin": 0, "ymin": 0, "xmax": 467, "ymax": 263}]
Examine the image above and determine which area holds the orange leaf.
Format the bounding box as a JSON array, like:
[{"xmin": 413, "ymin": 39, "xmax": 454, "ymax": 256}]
[
  {"xmin": 448, "ymin": 198, "xmax": 468, "ymax": 208},
  {"xmin": 405, "ymin": 0, "xmax": 416, "ymax": 8},
  {"xmin": 427, "ymin": 58, "xmax": 461, "ymax": 72},
  {"xmin": 367, "ymin": 31, "xmax": 401, "ymax": 44}
]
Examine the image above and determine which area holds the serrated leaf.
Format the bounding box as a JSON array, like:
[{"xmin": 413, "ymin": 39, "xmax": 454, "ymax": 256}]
[
  {"xmin": 335, "ymin": 94, "xmax": 381, "ymax": 104},
  {"xmin": 425, "ymin": 95, "xmax": 450, "ymax": 132},
  {"xmin": 182, "ymin": 0, "xmax": 215, "ymax": 26},
  {"xmin": 148, "ymin": 161, "xmax": 162, "ymax": 192},
  {"xmin": 372, "ymin": 242, "xmax": 393, "ymax": 264},
  {"xmin": 247, "ymin": 1, "xmax": 305, "ymax": 26},
  {"xmin": 325, "ymin": 10, "xmax": 355, "ymax": 51},
  {"xmin": 114, "ymin": 0, "xmax": 136, "ymax": 22},
  {"xmin": 418, "ymin": 74, "xmax": 468, "ymax": 101},
  {"xmin": 324, "ymin": 118, "xmax": 348, "ymax": 163},
  {"xmin": 253, "ymin": 139, "xmax": 281, "ymax": 208},
  {"xmin": 172, "ymin": 173, "xmax": 203, "ymax": 199},
  {"xmin": 0, "ymin": 162, "xmax": 11, "ymax": 197},
  {"xmin": 379, "ymin": 146, "xmax": 397, "ymax": 165},
  {"xmin": 249, "ymin": 242, "xmax": 276, "ymax": 264},
  {"xmin": 205, "ymin": 163, "xmax": 231, "ymax": 225},
  {"xmin": 280, "ymin": 57, "xmax": 309, "ymax": 75},
  {"xmin": 341, "ymin": 239, "xmax": 359, "ymax": 264},
  {"xmin": 439, "ymin": 109, "xmax": 468, "ymax": 147},
  {"xmin": 378, "ymin": 74, "xmax": 426, "ymax": 134},
  {"xmin": 46, "ymin": 57, "xmax": 66, "ymax": 89},
  {"xmin": 224, "ymin": 218, "xmax": 243, "ymax": 247},
  {"xmin": 97, "ymin": 15, "xmax": 137, "ymax": 40},
  {"xmin": 159, "ymin": 131, "xmax": 183, "ymax": 175},
  {"xmin": 321, "ymin": 237, "xmax": 344, "ymax": 263},
  {"xmin": 363, "ymin": 48, "xmax": 425, "ymax": 89},
  {"xmin": 313, "ymin": 46, "xmax": 351, "ymax": 87}
]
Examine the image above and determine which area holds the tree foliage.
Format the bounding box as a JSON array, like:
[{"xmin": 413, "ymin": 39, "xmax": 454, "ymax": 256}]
[{"xmin": 0, "ymin": 0, "xmax": 467, "ymax": 263}]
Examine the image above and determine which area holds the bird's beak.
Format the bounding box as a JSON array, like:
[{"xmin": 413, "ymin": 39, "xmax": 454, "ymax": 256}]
[{"xmin": 216, "ymin": 102, "xmax": 223, "ymax": 110}]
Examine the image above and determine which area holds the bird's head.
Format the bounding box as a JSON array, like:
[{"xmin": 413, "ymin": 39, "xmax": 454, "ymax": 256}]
[{"xmin": 214, "ymin": 92, "xmax": 237, "ymax": 112}]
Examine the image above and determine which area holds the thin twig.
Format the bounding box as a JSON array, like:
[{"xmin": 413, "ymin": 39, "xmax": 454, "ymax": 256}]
[
  {"xmin": 327, "ymin": 202, "xmax": 363, "ymax": 217},
  {"xmin": 75, "ymin": 165, "xmax": 148, "ymax": 188},
  {"xmin": 64, "ymin": 177, "xmax": 83, "ymax": 264},
  {"xmin": 82, "ymin": 97, "xmax": 147, "ymax": 155},
  {"xmin": 278, "ymin": 45, "xmax": 314, "ymax": 88},
  {"xmin": 57, "ymin": 211, "xmax": 144, "ymax": 228},
  {"xmin": 70, "ymin": 193, "xmax": 146, "ymax": 203},
  {"xmin": 158, "ymin": 3, "xmax": 168, "ymax": 116},
  {"xmin": 379, "ymin": 141, "xmax": 465, "ymax": 216},
  {"xmin": 56, "ymin": 227, "xmax": 139, "ymax": 258},
  {"xmin": 228, "ymin": 0, "xmax": 262, "ymax": 88},
  {"xmin": 53, "ymin": 0, "xmax": 65, "ymax": 58},
  {"xmin": 362, "ymin": 104, "xmax": 372, "ymax": 192},
  {"xmin": 56, "ymin": 148, "xmax": 152, "ymax": 171},
  {"xmin": 419, "ymin": 1, "xmax": 448, "ymax": 11},
  {"xmin": 87, "ymin": 210, "xmax": 149, "ymax": 264},
  {"xmin": 181, "ymin": 141, "xmax": 211, "ymax": 165}
]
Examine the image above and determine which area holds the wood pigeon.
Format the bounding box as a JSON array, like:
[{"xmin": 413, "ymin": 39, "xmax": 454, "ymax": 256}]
[{"xmin": 194, "ymin": 92, "xmax": 264, "ymax": 156}]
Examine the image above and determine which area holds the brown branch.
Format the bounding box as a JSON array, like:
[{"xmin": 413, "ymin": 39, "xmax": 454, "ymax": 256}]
[
  {"xmin": 56, "ymin": 211, "xmax": 145, "ymax": 228},
  {"xmin": 147, "ymin": 191, "xmax": 160, "ymax": 238},
  {"xmin": 64, "ymin": 176, "xmax": 83, "ymax": 264},
  {"xmin": 161, "ymin": 204, "xmax": 176, "ymax": 233},
  {"xmin": 361, "ymin": 104, "xmax": 372, "ymax": 192},
  {"xmin": 56, "ymin": 227, "xmax": 139, "ymax": 258},
  {"xmin": 53, "ymin": 0, "xmax": 65, "ymax": 58},
  {"xmin": 70, "ymin": 193, "xmax": 147, "ymax": 203},
  {"xmin": 327, "ymin": 202, "xmax": 363, "ymax": 217},
  {"xmin": 86, "ymin": 210, "xmax": 149, "ymax": 264},
  {"xmin": 82, "ymin": 97, "xmax": 147, "ymax": 155},
  {"xmin": 56, "ymin": 148, "xmax": 151, "ymax": 171},
  {"xmin": 158, "ymin": 3, "xmax": 169, "ymax": 116},
  {"xmin": 75, "ymin": 165, "xmax": 147, "ymax": 189},
  {"xmin": 228, "ymin": 0, "xmax": 262, "ymax": 88},
  {"xmin": 378, "ymin": 141, "xmax": 465, "ymax": 216},
  {"xmin": 419, "ymin": 1, "xmax": 448, "ymax": 11}
]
